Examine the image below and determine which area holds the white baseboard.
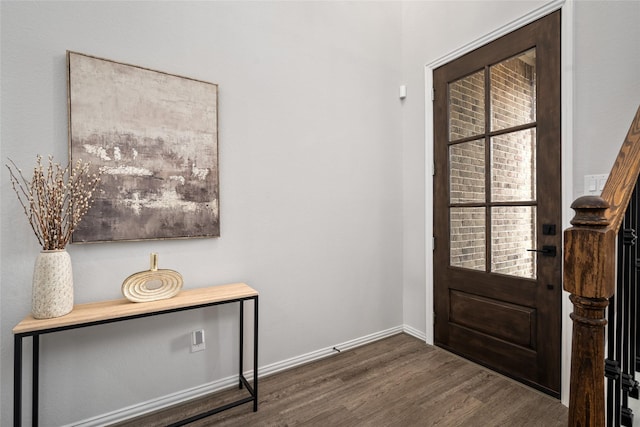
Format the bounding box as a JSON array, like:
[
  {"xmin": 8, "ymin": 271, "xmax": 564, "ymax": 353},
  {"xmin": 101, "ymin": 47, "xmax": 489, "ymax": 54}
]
[
  {"xmin": 65, "ymin": 376, "xmax": 240, "ymax": 427},
  {"xmin": 403, "ymin": 324, "xmax": 427, "ymax": 342},
  {"xmin": 66, "ymin": 325, "xmax": 416, "ymax": 427},
  {"xmin": 258, "ymin": 325, "xmax": 404, "ymax": 379}
]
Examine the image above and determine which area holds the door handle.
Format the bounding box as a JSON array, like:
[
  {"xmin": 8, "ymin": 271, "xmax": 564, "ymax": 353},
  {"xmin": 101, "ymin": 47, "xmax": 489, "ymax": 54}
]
[{"xmin": 527, "ymin": 245, "xmax": 557, "ymax": 257}]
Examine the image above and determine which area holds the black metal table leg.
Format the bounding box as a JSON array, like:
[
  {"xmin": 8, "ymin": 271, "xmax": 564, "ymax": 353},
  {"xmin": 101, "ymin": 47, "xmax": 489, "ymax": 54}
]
[
  {"xmin": 239, "ymin": 300, "xmax": 244, "ymax": 390},
  {"xmin": 33, "ymin": 334, "xmax": 39, "ymax": 427},
  {"xmin": 14, "ymin": 334, "xmax": 23, "ymax": 427},
  {"xmin": 253, "ymin": 296, "xmax": 259, "ymax": 412}
]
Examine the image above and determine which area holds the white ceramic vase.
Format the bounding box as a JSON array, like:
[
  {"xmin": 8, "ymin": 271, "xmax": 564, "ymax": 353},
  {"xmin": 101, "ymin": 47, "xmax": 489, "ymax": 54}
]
[{"xmin": 32, "ymin": 249, "xmax": 74, "ymax": 319}]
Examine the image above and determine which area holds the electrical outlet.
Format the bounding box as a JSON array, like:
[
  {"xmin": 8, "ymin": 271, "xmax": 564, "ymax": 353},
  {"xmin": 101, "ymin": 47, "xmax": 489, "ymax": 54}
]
[{"xmin": 191, "ymin": 329, "xmax": 205, "ymax": 352}]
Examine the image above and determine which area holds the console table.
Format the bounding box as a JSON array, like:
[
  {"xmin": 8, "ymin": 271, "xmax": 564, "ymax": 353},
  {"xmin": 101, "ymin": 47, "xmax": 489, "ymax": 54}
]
[{"xmin": 13, "ymin": 282, "xmax": 259, "ymax": 427}]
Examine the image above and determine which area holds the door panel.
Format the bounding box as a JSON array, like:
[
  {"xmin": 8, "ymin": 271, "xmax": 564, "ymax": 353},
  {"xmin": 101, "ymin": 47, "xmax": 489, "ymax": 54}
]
[
  {"xmin": 448, "ymin": 324, "xmax": 538, "ymax": 378},
  {"xmin": 449, "ymin": 290, "xmax": 537, "ymax": 349},
  {"xmin": 447, "ymin": 267, "xmax": 538, "ymax": 308},
  {"xmin": 433, "ymin": 11, "xmax": 561, "ymax": 396}
]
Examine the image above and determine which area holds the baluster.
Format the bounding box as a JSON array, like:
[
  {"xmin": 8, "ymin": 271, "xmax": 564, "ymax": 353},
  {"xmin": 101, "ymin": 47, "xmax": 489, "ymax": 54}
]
[
  {"xmin": 629, "ymin": 182, "xmax": 639, "ymax": 402},
  {"xmin": 605, "ymin": 183, "xmax": 639, "ymax": 427},
  {"xmin": 621, "ymin": 184, "xmax": 639, "ymax": 425}
]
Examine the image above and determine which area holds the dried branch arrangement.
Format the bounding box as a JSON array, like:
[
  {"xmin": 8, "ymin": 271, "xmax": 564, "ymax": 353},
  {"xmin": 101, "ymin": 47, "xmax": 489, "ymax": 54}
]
[{"xmin": 6, "ymin": 155, "xmax": 102, "ymax": 250}]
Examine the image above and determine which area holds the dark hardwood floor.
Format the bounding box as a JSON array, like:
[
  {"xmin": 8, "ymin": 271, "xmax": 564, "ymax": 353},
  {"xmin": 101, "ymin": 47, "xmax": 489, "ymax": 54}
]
[{"xmin": 111, "ymin": 333, "xmax": 568, "ymax": 426}]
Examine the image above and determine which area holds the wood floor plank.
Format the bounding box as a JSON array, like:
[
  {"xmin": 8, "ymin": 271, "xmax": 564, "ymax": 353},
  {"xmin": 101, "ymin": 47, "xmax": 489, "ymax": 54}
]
[{"xmin": 110, "ymin": 333, "xmax": 567, "ymax": 426}]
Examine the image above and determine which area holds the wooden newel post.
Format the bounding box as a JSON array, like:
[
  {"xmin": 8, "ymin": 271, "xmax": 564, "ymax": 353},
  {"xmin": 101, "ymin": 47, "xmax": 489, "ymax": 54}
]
[{"xmin": 564, "ymin": 195, "xmax": 616, "ymax": 427}]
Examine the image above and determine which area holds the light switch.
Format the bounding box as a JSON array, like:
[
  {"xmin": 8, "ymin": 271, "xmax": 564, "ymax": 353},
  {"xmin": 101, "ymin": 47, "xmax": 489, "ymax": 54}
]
[
  {"xmin": 597, "ymin": 176, "xmax": 607, "ymax": 192},
  {"xmin": 584, "ymin": 174, "xmax": 609, "ymax": 196}
]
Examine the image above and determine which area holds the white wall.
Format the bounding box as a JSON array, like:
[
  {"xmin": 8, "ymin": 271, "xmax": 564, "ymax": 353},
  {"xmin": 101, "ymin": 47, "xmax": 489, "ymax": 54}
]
[
  {"xmin": 0, "ymin": 2, "xmax": 403, "ymax": 425},
  {"xmin": 572, "ymin": 0, "xmax": 640, "ymax": 194}
]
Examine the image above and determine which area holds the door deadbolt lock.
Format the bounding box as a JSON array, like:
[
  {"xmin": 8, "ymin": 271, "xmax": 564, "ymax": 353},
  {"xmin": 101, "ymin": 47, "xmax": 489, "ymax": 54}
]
[{"xmin": 527, "ymin": 245, "xmax": 557, "ymax": 257}]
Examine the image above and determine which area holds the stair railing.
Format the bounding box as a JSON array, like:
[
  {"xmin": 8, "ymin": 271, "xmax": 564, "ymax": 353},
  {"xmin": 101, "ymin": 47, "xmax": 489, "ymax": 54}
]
[
  {"xmin": 564, "ymin": 105, "xmax": 640, "ymax": 426},
  {"xmin": 605, "ymin": 180, "xmax": 640, "ymax": 427}
]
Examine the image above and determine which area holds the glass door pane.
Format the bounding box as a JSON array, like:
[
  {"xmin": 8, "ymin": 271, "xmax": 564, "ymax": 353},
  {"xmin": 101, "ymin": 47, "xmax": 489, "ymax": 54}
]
[
  {"xmin": 490, "ymin": 49, "xmax": 536, "ymax": 131},
  {"xmin": 491, "ymin": 129, "xmax": 536, "ymax": 202},
  {"xmin": 450, "ymin": 140, "xmax": 485, "ymax": 204},
  {"xmin": 491, "ymin": 206, "xmax": 536, "ymax": 279},
  {"xmin": 450, "ymin": 207, "xmax": 486, "ymax": 271},
  {"xmin": 449, "ymin": 70, "xmax": 485, "ymax": 140}
]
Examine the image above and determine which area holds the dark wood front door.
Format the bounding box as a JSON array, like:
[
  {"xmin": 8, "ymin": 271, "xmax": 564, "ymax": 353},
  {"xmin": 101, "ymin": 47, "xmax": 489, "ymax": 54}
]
[{"xmin": 433, "ymin": 11, "xmax": 561, "ymax": 396}]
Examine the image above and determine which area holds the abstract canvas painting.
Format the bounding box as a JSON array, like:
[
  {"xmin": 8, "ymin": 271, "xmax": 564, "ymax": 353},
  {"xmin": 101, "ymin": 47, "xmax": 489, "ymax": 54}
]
[{"xmin": 68, "ymin": 51, "xmax": 219, "ymax": 242}]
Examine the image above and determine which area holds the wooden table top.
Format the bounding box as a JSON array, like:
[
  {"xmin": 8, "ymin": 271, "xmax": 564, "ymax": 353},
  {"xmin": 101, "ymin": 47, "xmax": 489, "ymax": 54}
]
[{"xmin": 13, "ymin": 282, "xmax": 258, "ymax": 335}]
